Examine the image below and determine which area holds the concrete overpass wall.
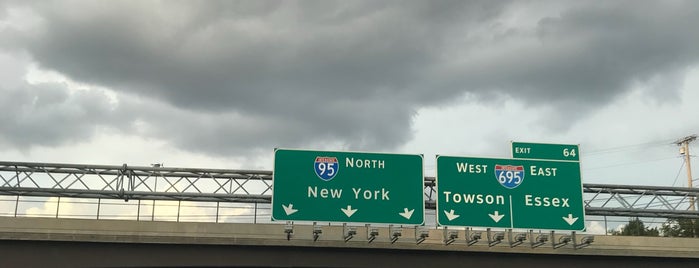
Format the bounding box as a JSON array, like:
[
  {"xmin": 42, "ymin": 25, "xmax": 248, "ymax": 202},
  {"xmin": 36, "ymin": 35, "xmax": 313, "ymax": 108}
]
[{"xmin": 0, "ymin": 217, "xmax": 697, "ymax": 267}]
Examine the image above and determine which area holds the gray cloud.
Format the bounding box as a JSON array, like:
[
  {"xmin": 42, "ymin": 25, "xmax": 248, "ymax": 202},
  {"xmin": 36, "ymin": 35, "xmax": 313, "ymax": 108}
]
[
  {"xmin": 2, "ymin": 0, "xmax": 699, "ymax": 155},
  {"xmin": 0, "ymin": 82, "xmax": 121, "ymax": 148}
]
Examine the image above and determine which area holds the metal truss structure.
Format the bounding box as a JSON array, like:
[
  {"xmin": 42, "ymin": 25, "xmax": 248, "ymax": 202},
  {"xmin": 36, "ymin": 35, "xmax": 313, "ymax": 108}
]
[
  {"xmin": 1, "ymin": 161, "xmax": 698, "ymax": 219},
  {"xmin": 583, "ymin": 183, "xmax": 699, "ymax": 219}
]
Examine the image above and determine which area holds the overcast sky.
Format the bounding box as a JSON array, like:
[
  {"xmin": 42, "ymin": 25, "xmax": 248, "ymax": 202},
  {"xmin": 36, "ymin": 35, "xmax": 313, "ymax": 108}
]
[{"xmin": 1, "ymin": 0, "xmax": 698, "ymax": 189}]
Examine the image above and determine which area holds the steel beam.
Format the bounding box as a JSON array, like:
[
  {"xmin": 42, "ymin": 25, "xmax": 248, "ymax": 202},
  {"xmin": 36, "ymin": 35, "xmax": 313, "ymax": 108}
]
[{"xmin": 1, "ymin": 161, "xmax": 698, "ymax": 220}]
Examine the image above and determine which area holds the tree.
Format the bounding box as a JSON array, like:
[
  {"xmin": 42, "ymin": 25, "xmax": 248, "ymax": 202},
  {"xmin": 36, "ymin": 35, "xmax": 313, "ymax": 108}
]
[
  {"xmin": 661, "ymin": 218, "xmax": 699, "ymax": 237},
  {"xmin": 611, "ymin": 218, "xmax": 659, "ymax": 236}
]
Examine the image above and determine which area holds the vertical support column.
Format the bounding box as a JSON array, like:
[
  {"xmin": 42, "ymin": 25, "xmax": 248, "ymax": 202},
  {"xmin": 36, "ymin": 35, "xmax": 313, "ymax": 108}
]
[
  {"xmin": 177, "ymin": 200, "xmax": 181, "ymax": 222},
  {"xmin": 55, "ymin": 197, "xmax": 61, "ymax": 218},
  {"xmin": 14, "ymin": 165, "xmax": 20, "ymax": 187},
  {"xmin": 683, "ymin": 142, "xmax": 695, "ymax": 211},
  {"xmin": 216, "ymin": 202, "xmax": 220, "ymax": 223},
  {"xmin": 97, "ymin": 198, "xmax": 101, "ymax": 220},
  {"xmin": 137, "ymin": 200, "xmax": 141, "ymax": 221},
  {"xmin": 254, "ymin": 202, "xmax": 258, "ymax": 224},
  {"xmin": 677, "ymin": 135, "xmax": 697, "ymax": 212},
  {"xmin": 684, "ymin": 141, "xmax": 697, "ymax": 238},
  {"xmin": 14, "ymin": 195, "xmax": 19, "ymax": 217},
  {"xmin": 117, "ymin": 164, "xmax": 125, "ymax": 200}
]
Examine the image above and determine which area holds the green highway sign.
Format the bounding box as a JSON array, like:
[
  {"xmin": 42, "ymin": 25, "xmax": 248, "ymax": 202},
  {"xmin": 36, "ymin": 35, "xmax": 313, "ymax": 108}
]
[
  {"xmin": 272, "ymin": 149, "xmax": 424, "ymax": 225},
  {"xmin": 512, "ymin": 141, "xmax": 580, "ymax": 161},
  {"xmin": 436, "ymin": 155, "xmax": 584, "ymax": 231}
]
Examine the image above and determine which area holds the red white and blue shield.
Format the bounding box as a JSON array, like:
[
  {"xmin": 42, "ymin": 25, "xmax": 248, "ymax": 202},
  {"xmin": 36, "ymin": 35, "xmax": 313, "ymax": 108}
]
[
  {"xmin": 314, "ymin": 156, "xmax": 339, "ymax": 181},
  {"xmin": 495, "ymin": 165, "xmax": 524, "ymax": 189}
]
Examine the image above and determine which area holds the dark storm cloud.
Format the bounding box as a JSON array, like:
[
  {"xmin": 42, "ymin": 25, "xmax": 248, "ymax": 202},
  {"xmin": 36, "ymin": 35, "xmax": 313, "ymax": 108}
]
[
  {"xmin": 2, "ymin": 0, "xmax": 699, "ymax": 155},
  {"xmin": 0, "ymin": 82, "xmax": 121, "ymax": 148},
  {"xmin": 430, "ymin": 1, "xmax": 699, "ymax": 109}
]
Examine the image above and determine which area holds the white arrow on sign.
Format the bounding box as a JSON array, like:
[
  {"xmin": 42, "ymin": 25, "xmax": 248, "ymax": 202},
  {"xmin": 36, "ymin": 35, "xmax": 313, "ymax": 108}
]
[
  {"xmin": 562, "ymin": 214, "xmax": 579, "ymax": 225},
  {"xmin": 282, "ymin": 204, "xmax": 298, "ymax": 215},
  {"xmin": 341, "ymin": 205, "xmax": 358, "ymax": 217},
  {"xmin": 444, "ymin": 209, "xmax": 460, "ymax": 221},
  {"xmin": 488, "ymin": 211, "xmax": 505, "ymax": 223},
  {"xmin": 399, "ymin": 208, "xmax": 415, "ymax": 220}
]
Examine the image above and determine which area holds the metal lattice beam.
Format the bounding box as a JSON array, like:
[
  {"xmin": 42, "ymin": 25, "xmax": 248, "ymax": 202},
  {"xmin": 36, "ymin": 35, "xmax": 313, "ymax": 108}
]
[
  {"xmin": 1, "ymin": 161, "xmax": 698, "ymax": 219},
  {"xmin": 581, "ymin": 184, "xmax": 699, "ymax": 218},
  {"xmin": 0, "ymin": 161, "xmax": 272, "ymax": 203}
]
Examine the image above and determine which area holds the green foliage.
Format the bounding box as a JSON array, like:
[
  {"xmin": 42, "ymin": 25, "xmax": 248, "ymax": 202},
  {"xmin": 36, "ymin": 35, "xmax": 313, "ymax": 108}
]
[
  {"xmin": 661, "ymin": 218, "xmax": 699, "ymax": 237},
  {"xmin": 611, "ymin": 218, "xmax": 659, "ymax": 236}
]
